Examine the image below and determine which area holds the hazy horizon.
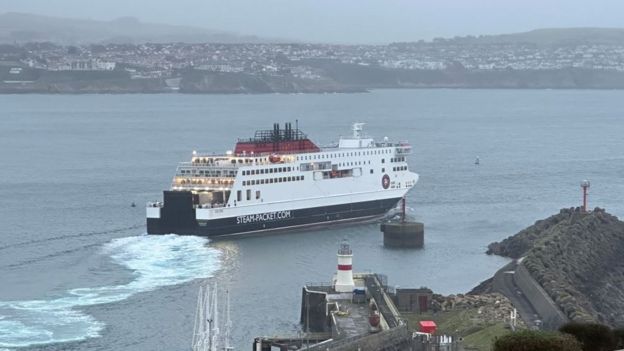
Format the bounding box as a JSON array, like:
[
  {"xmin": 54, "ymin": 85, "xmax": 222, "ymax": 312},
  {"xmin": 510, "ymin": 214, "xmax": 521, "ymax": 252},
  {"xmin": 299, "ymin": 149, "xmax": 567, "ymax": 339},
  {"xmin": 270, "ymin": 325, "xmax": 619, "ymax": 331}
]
[{"xmin": 1, "ymin": 0, "xmax": 624, "ymax": 44}]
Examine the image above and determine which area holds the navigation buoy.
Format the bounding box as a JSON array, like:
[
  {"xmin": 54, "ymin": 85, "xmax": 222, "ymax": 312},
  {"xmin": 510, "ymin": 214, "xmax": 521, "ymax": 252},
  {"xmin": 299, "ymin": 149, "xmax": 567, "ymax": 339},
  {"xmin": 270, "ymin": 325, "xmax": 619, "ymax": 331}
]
[
  {"xmin": 131, "ymin": 202, "xmax": 136, "ymax": 208},
  {"xmin": 475, "ymin": 156, "xmax": 480, "ymax": 165}
]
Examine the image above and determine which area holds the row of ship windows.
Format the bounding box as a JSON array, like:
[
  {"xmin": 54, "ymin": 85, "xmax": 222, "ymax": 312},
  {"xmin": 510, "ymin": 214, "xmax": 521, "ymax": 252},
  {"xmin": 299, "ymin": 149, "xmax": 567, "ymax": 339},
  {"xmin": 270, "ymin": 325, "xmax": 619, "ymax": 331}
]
[
  {"xmin": 393, "ymin": 166, "xmax": 408, "ymax": 171},
  {"xmin": 391, "ymin": 157, "xmax": 406, "ymax": 162},
  {"xmin": 242, "ymin": 176, "xmax": 304, "ymax": 186},
  {"xmin": 240, "ymin": 160, "xmax": 383, "ymax": 175},
  {"xmin": 237, "ymin": 189, "xmax": 261, "ymax": 201},
  {"xmin": 178, "ymin": 178, "xmax": 234, "ymax": 185},
  {"xmin": 193, "ymin": 158, "xmax": 260, "ymax": 165},
  {"xmin": 179, "ymin": 169, "xmax": 237, "ymax": 177},
  {"xmin": 297, "ymin": 149, "xmax": 392, "ymax": 161},
  {"xmin": 339, "ymin": 160, "xmax": 371, "ymax": 167},
  {"xmin": 242, "ymin": 167, "xmax": 293, "ymax": 176}
]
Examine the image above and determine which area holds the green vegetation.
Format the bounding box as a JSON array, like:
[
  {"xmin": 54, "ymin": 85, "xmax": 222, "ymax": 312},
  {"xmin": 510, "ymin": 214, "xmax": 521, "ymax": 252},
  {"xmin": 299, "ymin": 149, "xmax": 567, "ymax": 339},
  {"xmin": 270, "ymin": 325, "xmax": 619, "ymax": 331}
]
[
  {"xmin": 614, "ymin": 328, "xmax": 624, "ymax": 349},
  {"xmin": 463, "ymin": 324, "xmax": 509, "ymax": 351},
  {"xmin": 487, "ymin": 323, "xmax": 624, "ymax": 351},
  {"xmin": 560, "ymin": 322, "xmax": 620, "ymax": 351},
  {"xmin": 405, "ymin": 310, "xmax": 624, "ymax": 351},
  {"xmin": 404, "ymin": 309, "xmax": 512, "ymax": 351},
  {"xmin": 493, "ymin": 330, "xmax": 582, "ymax": 351},
  {"xmin": 488, "ymin": 208, "xmax": 624, "ymax": 326}
]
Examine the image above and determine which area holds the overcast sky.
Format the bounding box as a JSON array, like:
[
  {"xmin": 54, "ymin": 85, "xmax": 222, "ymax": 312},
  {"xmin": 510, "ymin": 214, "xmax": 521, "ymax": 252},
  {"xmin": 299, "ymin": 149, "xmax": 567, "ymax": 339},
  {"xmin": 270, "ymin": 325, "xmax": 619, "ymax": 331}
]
[{"xmin": 1, "ymin": 0, "xmax": 623, "ymax": 43}]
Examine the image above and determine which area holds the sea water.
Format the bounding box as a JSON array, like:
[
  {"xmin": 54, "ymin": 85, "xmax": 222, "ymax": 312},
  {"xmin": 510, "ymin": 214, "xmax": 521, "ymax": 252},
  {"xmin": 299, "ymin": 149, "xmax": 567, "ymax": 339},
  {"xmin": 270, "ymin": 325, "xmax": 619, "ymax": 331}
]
[{"xmin": 0, "ymin": 90, "xmax": 623, "ymax": 350}]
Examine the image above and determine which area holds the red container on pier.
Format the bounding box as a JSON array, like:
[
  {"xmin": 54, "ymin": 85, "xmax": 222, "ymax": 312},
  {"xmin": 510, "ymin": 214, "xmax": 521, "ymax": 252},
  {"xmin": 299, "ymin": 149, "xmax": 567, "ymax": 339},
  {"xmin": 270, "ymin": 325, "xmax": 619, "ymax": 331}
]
[{"xmin": 419, "ymin": 320, "xmax": 437, "ymax": 334}]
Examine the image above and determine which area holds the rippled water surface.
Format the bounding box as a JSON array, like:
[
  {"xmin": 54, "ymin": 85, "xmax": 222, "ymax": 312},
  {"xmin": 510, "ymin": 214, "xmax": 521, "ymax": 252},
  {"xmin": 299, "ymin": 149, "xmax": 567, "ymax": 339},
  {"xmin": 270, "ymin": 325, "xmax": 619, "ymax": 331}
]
[{"xmin": 1, "ymin": 90, "xmax": 623, "ymax": 350}]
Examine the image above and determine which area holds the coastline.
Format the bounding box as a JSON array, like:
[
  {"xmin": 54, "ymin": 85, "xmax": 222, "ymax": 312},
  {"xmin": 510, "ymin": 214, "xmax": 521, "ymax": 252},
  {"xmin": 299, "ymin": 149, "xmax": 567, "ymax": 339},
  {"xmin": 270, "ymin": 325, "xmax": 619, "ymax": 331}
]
[{"xmin": 5, "ymin": 66, "xmax": 624, "ymax": 94}]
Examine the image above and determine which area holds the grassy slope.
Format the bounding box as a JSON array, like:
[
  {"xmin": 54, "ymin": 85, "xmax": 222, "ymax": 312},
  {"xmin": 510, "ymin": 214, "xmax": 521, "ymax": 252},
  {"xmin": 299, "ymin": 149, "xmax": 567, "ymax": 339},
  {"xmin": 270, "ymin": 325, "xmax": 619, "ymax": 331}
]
[{"xmin": 404, "ymin": 309, "xmax": 512, "ymax": 351}]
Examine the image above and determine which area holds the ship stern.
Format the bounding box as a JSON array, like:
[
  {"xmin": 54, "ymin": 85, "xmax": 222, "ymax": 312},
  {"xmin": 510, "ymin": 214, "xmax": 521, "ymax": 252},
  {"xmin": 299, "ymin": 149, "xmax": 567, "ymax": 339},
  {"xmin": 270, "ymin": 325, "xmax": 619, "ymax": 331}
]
[{"xmin": 146, "ymin": 191, "xmax": 198, "ymax": 235}]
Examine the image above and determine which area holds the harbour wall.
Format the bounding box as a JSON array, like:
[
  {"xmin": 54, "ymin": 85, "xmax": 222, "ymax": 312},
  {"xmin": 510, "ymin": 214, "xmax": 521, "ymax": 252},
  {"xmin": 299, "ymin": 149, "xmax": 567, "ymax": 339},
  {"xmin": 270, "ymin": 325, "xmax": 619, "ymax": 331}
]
[
  {"xmin": 304, "ymin": 325, "xmax": 411, "ymax": 351},
  {"xmin": 514, "ymin": 262, "xmax": 569, "ymax": 330}
]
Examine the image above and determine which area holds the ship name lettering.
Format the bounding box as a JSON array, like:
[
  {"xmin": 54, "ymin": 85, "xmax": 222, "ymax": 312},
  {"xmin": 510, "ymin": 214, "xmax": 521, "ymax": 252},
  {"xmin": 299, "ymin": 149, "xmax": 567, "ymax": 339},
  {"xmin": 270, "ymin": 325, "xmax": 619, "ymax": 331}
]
[{"xmin": 236, "ymin": 210, "xmax": 292, "ymax": 224}]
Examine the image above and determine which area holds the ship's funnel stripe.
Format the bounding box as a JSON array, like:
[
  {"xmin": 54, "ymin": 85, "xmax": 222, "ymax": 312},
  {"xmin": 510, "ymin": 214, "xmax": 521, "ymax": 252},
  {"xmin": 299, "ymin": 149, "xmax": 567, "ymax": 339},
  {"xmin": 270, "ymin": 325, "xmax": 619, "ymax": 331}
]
[{"xmin": 338, "ymin": 264, "xmax": 352, "ymax": 270}]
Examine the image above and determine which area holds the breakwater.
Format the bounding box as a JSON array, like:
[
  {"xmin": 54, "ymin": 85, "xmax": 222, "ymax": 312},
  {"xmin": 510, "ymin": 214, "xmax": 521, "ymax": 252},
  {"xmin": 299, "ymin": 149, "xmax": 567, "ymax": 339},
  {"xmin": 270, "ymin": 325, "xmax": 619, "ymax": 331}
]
[{"xmin": 487, "ymin": 208, "xmax": 624, "ymax": 327}]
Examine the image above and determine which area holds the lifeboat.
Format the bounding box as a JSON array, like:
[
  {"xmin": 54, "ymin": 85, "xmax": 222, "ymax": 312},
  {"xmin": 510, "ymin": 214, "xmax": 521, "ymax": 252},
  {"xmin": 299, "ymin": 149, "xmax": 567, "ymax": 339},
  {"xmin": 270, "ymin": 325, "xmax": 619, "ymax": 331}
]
[{"xmin": 269, "ymin": 154, "xmax": 281, "ymax": 163}]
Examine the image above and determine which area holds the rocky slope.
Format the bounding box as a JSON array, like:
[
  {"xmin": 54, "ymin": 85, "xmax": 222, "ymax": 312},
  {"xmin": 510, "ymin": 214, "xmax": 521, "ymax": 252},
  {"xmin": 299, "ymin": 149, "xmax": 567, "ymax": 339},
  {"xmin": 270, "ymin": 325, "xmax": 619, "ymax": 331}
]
[
  {"xmin": 487, "ymin": 208, "xmax": 624, "ymax": 327},
  {"xmin": 432, "ymin": 293, "xmax": 525, "ymax": 328}
]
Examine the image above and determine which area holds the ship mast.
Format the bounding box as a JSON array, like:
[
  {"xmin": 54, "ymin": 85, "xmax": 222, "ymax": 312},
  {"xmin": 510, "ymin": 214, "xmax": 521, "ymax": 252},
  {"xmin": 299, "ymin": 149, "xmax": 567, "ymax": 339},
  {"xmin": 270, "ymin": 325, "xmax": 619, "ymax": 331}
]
[
  {"xmin": 192, "ymin": 285, "xmax": 207, "ymax": 351},
  {"xmin": 223, "ymin": 290, "xmax": 233, "ymax": 351},
  {"xmin": 192, "ymin": 283, "xmax": 221, "ymax": 351},
  {"xmin": 210, "ymin": 283, "xmax": 219, "ymax": 351}
]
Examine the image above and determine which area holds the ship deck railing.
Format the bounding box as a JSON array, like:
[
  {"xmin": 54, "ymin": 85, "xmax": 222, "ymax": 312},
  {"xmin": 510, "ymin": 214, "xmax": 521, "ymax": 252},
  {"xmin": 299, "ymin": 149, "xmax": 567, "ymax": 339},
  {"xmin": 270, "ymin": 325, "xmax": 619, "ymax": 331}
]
[
  {"xmin": 189, "ymin": 141, "xmax": 411, "ymax": 161},
  {"xmin": 184, "ymin": 158, "xmax": 297, "ymax": 169},
  {"xmin": 178, "ymin": 162, "xmax": 241, "ymax": 171},
  {"xmin": 192, "ymin": 151, "xmax": 302, "ymax": 159},
  {"xmin": 197, "ymin": 203, "xmax": 227, "ymax": 209},
  {"xmin": 170, "ymin": 184, "xmax": 233, "ymax": 191}
]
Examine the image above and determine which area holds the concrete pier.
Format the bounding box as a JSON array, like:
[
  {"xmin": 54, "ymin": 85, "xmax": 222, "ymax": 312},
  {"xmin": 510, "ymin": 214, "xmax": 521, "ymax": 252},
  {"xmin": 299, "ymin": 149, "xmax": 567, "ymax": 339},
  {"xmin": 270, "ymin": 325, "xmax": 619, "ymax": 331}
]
[{"xmin": 381, "ymin": 221, "xmax": 424, "ymax": 248}]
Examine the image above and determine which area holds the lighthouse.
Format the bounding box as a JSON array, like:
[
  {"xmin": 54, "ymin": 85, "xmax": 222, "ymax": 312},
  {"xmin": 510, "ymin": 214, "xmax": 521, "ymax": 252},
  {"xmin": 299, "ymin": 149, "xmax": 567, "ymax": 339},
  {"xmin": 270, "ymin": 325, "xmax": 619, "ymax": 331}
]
[{"xmin": 334, "ymin": 242, "xmax": 355, "ymax": 293}]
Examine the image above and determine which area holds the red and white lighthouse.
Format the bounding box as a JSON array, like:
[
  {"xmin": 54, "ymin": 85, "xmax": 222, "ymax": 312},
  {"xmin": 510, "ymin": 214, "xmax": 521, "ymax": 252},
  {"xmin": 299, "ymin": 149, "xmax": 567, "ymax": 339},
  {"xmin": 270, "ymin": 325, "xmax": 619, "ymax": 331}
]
[{"xmin": 335, "ymin": 242, "xmax": 355, "ymax": 293}]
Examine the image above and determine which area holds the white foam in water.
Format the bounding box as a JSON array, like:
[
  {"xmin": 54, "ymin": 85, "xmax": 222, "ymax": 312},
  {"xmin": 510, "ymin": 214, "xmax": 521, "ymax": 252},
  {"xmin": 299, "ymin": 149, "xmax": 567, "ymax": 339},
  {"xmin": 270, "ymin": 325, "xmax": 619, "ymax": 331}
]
[{"xmin": 0, "ymin": 234, "xmax": 220, "ymax": 348}]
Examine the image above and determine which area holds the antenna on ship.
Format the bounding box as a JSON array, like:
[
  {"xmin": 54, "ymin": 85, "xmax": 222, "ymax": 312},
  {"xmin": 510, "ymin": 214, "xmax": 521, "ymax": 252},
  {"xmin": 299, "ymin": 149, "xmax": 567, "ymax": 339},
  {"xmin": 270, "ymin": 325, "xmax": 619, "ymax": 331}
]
[{"xmin": 352, "ymin": 122, "xmax": 365, "ymax": 139}]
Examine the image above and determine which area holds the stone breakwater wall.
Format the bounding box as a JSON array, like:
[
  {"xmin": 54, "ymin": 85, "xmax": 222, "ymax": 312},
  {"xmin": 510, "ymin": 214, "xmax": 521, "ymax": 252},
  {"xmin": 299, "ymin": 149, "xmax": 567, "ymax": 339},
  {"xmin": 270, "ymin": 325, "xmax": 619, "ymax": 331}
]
[
  {"xmin": 487, "ymin": 208, "xmax": 624, "ymax": 326},
  {"xmin": 304, "ymin": 325, "xmax": 410, "ymax": 351},
  {"xmin": 514, "ymin": 262, "xmax": 568, "ymax": 330}
]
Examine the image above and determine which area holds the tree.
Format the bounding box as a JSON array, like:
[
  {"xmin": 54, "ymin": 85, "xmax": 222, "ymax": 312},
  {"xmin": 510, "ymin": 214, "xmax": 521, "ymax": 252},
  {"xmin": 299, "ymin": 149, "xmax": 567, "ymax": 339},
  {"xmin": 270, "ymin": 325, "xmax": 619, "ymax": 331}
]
[
  {"xmin": 493, "ymin": 330, "xmax": 582, "ymax": 351},
  {"xmin": 613, "ymin": 328, "xmax": 624, "ymax": 349},
  {"xmin": 560, "ymin": 322, "xmax": 617, "ymax": 351}
]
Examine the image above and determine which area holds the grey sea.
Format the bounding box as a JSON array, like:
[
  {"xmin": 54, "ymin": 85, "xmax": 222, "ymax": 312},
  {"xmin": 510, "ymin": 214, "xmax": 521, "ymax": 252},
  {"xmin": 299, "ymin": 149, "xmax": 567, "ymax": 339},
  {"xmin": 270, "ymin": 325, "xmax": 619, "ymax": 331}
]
[{"xmin": 1, "ymin": 90, "xmax": 623, "ymax": 350}]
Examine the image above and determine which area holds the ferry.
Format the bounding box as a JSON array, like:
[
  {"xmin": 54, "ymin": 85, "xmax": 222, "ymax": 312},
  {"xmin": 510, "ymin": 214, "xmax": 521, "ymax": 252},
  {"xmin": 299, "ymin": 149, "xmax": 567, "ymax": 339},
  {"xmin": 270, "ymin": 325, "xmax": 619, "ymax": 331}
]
[{"xmin": 147, "ymin": 123, "xmax": 418, "ymax": 237}]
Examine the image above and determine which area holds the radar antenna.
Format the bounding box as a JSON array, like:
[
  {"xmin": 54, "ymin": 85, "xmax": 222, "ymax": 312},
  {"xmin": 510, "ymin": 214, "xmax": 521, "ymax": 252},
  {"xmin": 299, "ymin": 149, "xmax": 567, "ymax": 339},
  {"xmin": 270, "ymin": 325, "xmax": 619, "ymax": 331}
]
[{"xmin": 352, "ymin": 122, "xmax": 365, "ymax": 139}]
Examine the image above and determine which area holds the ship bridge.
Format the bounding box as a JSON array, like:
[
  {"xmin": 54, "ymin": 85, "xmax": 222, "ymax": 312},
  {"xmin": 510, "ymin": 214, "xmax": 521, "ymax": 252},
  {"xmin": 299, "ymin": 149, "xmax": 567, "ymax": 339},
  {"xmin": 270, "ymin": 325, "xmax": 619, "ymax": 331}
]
[{"xmin": 337, "ymin": 123, "xmax": 412, "ymax": 155}]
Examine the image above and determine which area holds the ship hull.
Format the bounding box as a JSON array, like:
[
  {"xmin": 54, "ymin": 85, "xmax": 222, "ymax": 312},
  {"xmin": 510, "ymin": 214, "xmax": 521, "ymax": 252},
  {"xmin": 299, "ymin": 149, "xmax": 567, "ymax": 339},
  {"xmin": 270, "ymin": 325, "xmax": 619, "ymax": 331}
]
[{"xmin": 147, "ymin": 197, "xmax": 402, "ymax": 238}]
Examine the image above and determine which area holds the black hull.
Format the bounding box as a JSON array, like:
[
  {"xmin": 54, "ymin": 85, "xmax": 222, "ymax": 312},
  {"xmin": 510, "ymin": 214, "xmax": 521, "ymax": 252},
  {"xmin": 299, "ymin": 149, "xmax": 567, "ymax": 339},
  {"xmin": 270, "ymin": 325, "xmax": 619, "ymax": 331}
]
[{"xmin": 147, "ymin": 194, "xmax": 402, "ymax": 238}]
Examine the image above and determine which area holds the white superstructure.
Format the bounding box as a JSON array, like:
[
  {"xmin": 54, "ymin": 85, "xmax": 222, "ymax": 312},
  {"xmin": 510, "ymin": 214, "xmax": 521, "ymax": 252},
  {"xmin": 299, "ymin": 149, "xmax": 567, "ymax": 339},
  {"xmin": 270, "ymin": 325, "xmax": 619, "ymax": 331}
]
[{"xmin": 147, "ymin": 123, "xmax": 418, "ymax": 237}]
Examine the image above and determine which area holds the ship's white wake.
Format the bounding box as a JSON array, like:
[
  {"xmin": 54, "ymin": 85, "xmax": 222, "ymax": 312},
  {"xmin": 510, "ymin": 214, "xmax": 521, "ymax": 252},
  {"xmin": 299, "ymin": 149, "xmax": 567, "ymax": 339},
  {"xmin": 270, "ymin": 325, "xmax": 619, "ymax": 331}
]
[{"xmin": 0, "ymin": 234, "xmax": 220, "ymax": 348}]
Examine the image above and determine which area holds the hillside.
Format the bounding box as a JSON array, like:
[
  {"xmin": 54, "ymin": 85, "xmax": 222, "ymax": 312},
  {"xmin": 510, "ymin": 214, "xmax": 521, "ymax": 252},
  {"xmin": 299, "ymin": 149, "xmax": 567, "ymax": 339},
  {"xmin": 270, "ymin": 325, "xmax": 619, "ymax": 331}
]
[
  {"xmin": 487, "ymin": 208, "xmax": 624, "ymax": 327},
  {"xmin": 447, "ymin": 28, "xmax": 624, "ymax": 46},
  {"xmin": 0, "ymin": 12, "xmax": 268, "ymax": 44}
]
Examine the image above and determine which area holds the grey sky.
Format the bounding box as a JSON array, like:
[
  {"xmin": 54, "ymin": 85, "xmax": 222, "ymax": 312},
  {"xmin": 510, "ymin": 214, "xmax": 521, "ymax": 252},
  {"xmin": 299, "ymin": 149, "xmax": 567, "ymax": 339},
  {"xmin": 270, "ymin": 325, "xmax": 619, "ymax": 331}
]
[{"xmin": 1, "ymin": 0, "xmax": 623, "ymax": 43}]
